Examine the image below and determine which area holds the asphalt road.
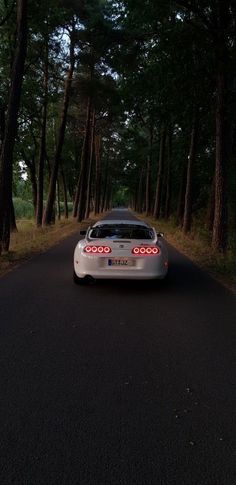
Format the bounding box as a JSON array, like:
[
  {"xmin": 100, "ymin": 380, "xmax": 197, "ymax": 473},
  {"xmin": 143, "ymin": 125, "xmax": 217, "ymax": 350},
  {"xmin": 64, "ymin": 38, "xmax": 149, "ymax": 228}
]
[{"xmin": 0, "ymin": 209, "xmax": 236, "ymax": 485}]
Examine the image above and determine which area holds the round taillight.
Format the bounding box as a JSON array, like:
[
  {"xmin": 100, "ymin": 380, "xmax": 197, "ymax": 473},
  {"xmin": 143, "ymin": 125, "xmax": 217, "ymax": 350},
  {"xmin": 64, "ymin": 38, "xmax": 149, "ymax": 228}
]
[
  {"xmin": 84, "ymin": 245, "xmax": 111, "ymax": 254},
  {"xmin": 132, "ymin": 246, "xmax": 160, "ymax": 255}
]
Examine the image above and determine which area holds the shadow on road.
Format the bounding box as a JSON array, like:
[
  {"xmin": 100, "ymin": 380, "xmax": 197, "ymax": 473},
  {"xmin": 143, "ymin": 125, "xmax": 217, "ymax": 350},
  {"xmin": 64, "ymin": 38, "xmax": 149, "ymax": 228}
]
[{"xmin": 73, "ymin": 258, "xmax": 229, "ymax": 301}]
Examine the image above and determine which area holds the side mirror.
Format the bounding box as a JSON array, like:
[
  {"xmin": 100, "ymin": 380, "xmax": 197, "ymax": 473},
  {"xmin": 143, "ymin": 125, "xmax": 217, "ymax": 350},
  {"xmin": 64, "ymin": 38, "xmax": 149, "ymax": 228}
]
[
  {"xmin": 157, "ymin": 232, "xmax": 164, "ymax": 238},
  {"xmin": 80, "ymin": 230, "xmax": 87, "ymax": 236}
]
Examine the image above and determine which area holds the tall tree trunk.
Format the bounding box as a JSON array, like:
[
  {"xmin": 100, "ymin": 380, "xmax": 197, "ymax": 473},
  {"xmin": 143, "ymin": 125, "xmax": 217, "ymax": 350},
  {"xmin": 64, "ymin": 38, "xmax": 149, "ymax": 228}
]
[
  {"xmin": 76, "ymin": 97, "xmax": 92, "ymax": 222},
  {"xmin": 30, "ymin": 161, "xmax": 38, "ymax": 216},
  {"xmin": 94, "ymin": 134, "xmax": 102, "ymax": 215},
  {"xmin": 145, "ymin": 156, "xmax": 151, "ymax": 215},
  {"xmin": 212, "ymin": 70, "xmax": 228, "ymax": 250},
  {"xmin": 73, "ymin": 171, "xmax": 81, "ymax": 217},
  {"xmin": 133, "ymin": 187, "xmax": 137, "ymax": 211},
  {"xmin": 212, "ymin": 0, "xmax": 230, "ymax": 251},
  {"xmin": 61, "ymin": 168, "xmax": 68, "ymax": 219},
  {"xmin": 206, "ymin": 175, "xmax": 215, "ymax": 232},
  {"xmin": 153, "ymin": 124, "xmax": 166, "ymax": 219},
  {"xmin": 183, "ymin": 114, "xmax": 198, "ymax": 234},
  {"xmin": 46, "ymin": 153, "xmax": 51, "ymax": 178},
  {"xmin": 0, "ymin": 0, "xmax": 28, "ymax": 254},
  {"xmin": 43, "ymin": 25, "xmax": 75, "ymax": 226},
  {"xmin": 72, "ymin": 145, "xmax": 81, "ymax": 217},
  {"xmin": 0, "ymin": 101, "xmax": 5, "ymax": 146},
  {"xmin": 85, "ymin": 109, "xmax": 95, "ymax": 219},
  {"xmin": 164, "ymin": 129, "xmax": 172, "ymax": 219},
  {"xmin": 212, "ymin": 74, "xmax": 228, "ymax": 250},
  {"xmin": 101, "ymin": 155, "xmax": 109, "ymax": 213},
  {"xmin": 36, "ymin": 32, "xmax": 48, "ymax": 227},
  {"xmin": 145, "ymin": 124, "xmax": 153, "ymax": 216},
  {"xmin": 57, "ymin": 179, "xmax": 61, "ymax": 220},
  {"xmin": 177, "ymin": 164, "xmax": 187, "ymax": 227},
  {"xmin": 10, "ymin": 198, "xmax": 17, "ymax": 233}
]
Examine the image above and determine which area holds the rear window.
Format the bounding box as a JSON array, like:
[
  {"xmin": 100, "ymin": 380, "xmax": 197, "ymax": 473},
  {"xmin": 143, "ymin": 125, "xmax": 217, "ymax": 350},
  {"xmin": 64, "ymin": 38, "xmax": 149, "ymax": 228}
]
[{"xmin": 89, "ymin": 225, "xmax": 154, "ymax": 240}]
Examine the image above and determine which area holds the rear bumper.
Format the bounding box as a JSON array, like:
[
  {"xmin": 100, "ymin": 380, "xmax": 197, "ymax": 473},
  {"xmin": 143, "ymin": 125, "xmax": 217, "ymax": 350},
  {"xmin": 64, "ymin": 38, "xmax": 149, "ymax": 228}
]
[
  {"xmin": 74, "ymin": 253, "xmax": 168, "ymax": 280},
  {"xmin": 75, "ymin": 269, "xmax": 167, "ymax": 280}
]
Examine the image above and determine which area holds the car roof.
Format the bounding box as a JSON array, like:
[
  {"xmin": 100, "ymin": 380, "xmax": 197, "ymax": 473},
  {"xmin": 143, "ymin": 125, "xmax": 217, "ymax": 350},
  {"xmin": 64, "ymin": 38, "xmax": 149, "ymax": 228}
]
[{"xmin": 92, "ymin": 219, "xmax": 151, "ymax": 228}]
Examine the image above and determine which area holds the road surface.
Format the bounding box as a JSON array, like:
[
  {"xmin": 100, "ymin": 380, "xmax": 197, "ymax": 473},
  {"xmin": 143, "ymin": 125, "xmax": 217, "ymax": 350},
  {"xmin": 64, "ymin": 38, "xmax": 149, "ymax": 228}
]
[{"xmin": 0, "ymin": 209, "xmax": 236, "ymax": 484}]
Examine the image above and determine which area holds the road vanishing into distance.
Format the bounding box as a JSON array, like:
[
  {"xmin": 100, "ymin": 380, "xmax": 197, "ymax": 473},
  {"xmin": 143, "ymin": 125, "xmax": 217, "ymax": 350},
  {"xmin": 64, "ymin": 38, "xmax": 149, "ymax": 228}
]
[{"xmin": 1, "ymin": 209, "xmax": 236, "ymax": 485}]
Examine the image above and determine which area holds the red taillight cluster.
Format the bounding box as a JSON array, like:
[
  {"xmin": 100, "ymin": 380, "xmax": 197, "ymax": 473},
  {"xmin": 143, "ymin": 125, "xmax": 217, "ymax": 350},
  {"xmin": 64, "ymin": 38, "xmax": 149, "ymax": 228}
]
[
  {"xmin": 132, "ymin": 246, "xmax": 160, "ymax": 255},
  {"xmin": 84, "ymin": 245, "xmax": 111, "ymax": 254}
]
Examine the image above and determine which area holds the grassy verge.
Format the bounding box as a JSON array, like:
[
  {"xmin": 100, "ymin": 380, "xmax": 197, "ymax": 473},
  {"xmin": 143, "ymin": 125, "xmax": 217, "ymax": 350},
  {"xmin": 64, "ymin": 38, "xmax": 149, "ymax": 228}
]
[
  {"xmin": 136, "ymin": 213, "xmax": 236, "ymax": 295},
  {"xmin": 0, "ymin": 215, "xmax": 100, "ymax": 277}
]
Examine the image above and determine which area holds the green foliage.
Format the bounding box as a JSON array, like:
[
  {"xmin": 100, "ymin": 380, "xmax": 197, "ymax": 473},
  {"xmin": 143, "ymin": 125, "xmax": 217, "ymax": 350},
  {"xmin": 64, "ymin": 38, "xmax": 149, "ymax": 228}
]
[
  {"xmin": 112, "ymin": 187, "xmax": 129, "ymax": 207},
  {"xmin": 13, "ymin": 198, "xmax": 34, "ymax": 219},
  {"xmin": 1, "ymin": 0, "xmax": 236, "ymax": 257}
]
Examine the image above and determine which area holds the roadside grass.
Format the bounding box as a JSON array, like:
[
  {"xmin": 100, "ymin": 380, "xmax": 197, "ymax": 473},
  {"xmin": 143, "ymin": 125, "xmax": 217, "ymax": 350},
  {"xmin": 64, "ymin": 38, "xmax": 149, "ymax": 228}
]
[
  {"xmin": 137, "ymin": 213, "xmax": 236, "ymax": 294},
  {"xmin": 0, "ymin": 214, "xmax": 100, "ymax": 277}
]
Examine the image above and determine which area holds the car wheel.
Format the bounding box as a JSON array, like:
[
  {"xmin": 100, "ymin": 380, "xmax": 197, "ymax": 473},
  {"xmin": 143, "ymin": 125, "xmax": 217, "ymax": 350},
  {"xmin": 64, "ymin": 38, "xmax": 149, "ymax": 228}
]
[{"xmin": 73, "ymin": 270, "xmax": 84, "ymax": 285}]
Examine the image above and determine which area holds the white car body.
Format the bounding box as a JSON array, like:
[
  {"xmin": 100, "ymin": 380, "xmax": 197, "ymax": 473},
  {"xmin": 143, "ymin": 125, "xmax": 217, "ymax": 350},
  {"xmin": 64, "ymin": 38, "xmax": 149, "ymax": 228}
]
[{"xmin": 73, "ymin": 219, "xmax": 168, "ymax": 283}]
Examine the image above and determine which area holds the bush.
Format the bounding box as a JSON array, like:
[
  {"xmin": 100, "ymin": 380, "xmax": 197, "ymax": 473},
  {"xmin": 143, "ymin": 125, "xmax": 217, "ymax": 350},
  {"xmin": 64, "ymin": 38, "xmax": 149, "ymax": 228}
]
[
  {"xmin": 13, "ymin": 198, "xmax": 74, "ymax": 220},
  {"xmin": 58, "ymin": 201, "xmax": 73, "ymax": 213},
  {"xmin": 13, "ymin": 198, "xmax": 34, "ymax": 219}
]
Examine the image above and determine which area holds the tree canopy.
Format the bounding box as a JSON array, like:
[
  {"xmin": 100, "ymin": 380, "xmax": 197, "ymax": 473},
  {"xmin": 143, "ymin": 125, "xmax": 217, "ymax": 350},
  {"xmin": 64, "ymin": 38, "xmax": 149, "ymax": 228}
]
[{"xmin": 0, "ymin": 0, "xmax": 236, "ymax": 253}]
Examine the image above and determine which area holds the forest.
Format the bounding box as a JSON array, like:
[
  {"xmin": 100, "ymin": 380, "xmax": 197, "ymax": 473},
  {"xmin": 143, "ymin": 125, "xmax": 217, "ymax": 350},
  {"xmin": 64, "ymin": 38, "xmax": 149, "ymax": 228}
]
[{"xmin": 0, "ymin": 0, "xmax": 236, "ymax": 256}]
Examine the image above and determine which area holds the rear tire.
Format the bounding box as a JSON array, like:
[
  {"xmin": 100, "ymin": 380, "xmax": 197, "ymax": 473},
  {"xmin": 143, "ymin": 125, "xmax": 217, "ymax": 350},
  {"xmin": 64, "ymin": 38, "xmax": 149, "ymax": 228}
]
[{"xmin": 73, "ymin": 270, "xmax": 84, "ymax": 285}]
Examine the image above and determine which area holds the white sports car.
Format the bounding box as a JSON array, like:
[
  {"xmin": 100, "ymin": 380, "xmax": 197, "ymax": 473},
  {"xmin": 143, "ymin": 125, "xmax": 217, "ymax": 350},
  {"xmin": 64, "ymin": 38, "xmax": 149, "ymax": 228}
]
[{"xmin": 73, "ymin": 219, "xmax": 168, "ymax": 284}]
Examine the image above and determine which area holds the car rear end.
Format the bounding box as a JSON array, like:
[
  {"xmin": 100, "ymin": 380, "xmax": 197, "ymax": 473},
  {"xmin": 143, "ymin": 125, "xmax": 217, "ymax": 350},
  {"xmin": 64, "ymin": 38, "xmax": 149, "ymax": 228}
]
[{"xmin": 74, "ymin": 236, "xmax": 168, "ymax": 281}]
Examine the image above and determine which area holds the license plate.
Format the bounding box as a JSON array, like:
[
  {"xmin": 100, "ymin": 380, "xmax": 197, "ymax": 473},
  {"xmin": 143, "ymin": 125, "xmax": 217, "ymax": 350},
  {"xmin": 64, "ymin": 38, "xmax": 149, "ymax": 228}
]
[{"xmin": 108, "ymin": 258, "xmax": 132, "ymax": 266}]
